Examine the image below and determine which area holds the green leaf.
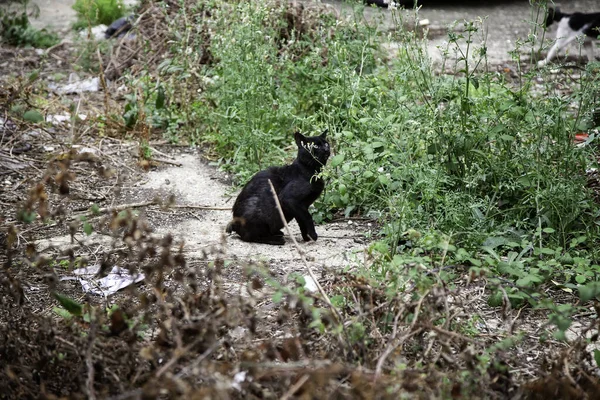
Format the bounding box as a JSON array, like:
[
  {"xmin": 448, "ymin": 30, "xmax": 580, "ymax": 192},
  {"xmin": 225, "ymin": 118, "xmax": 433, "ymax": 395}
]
[
  {"xmin": 553, "ymin": 330, "xmax": 567, "ymax": 341},
  {"xmin": 550, "ymin": 313, "xmax": 572, "ymax": 332},
  {"xmin": 53, "ymin": 306, "xmax": 73, "ymax": 320},
  {"xmin": 90, "ymin": 204, "xmax": 101, "ymax": 215},
  {"xmin": 579, "ymin": 282, "xmax": 600, "ymax": 302},
  {"xmin": 542, "ymin": 227, "xmax": 555, "ymax": 233},
  {"xmin": 378, "ymin": 175, "xmax": 390, "ymax": 186},
  {"xmin": 534, "ymin": 247, "xmax": 556, "ymax": 256},
  {"xmin": 594, "ymin": 350, "xmax": 600, "ymax": 368},
  {"xmin": 344, "ymin": 205, "xmax": 355, "ymax": 218},
  {"xmin": 489, "ymin": 123, "xmax": 506, "ymax": 135},
  {"xmin": 272, "ymin": 291, "xmax": 283, "ymax": 303},
  {"xmin": 516, "ymin": 276, "xmax": 534, "ymax": 287},
  {"xmin": 155, "ymin": 85, "xmax": 166, "ymax": 109},
  {"xmin": 53, "ymin": 292, "xmax": 83, "ymax": 316},
  {"xmin": 575, "ymin": 275, "xmax": 587, "ymax": 284},
  {"xmin": 17, "ymin": 210, "xmax": 37, "ymax": 223},
  {"xmin": 27, "ymin": 70, "xmax": 40, "ymax": 84},
  {"xmin": 487, "ymin": 290, "xmax": 503, "ymax": 307},
  {"xmin": 517, "ymin": 175, "xmax": 533, "ymax": 188},
  {"xmin": 330, "ymin": 295, "xmax": 345, "ymax": 308},
  {"xmin": 330, "ymin": 154, "xmax": 344, "ymax": 167},
  {"xmin": 83, "ymin": 222, "xmax": 93, "ymax": 235},
  {"xmin": 294, "ymin": 274, "xmax": 306, "ymax": 285},
  {"xmin": 23, "ymin": 109, "xmax": 43, "ymax": 123},
  {"xmin": 482, "ymin": 236, "xmax": 508, "ymax": 249}
]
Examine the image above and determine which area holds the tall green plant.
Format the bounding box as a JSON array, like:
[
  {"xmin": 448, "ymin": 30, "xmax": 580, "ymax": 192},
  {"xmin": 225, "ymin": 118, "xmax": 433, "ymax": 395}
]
[
  {"xmin": 151, "ymin": 0, "xmax": 600, "ymax": 249},
  {"xmin": 72, "ymin": 0, "xmax": 125, "ymax": 28}
]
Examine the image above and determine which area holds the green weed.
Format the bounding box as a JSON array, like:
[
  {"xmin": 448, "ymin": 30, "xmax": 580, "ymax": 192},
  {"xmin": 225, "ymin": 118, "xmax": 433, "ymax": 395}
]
[
  {"xmin": 0, "ymin": 1, "xmax": 59, "ymax": 48},
  {"xmin": 125, "ymin": 0, "xmax": 600, "ymax": 303},
  {"xmin": 154, "ymin": 0, "xmax": 599, "ymax": 251},
  {"xmin": 72, "ymin": 0, "xmax": 126, "ymax": 29}
]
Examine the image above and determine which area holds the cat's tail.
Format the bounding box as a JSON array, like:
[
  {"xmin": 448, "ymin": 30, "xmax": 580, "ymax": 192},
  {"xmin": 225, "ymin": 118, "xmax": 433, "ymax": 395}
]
[
  {"xmin": 226, "ymin": 220, "xmax": 236, "ymax": 234},
  {"xmin": 225, "ymin": 217, "xmax": 244, "ymax": 234},
  {"xmin": 545, "ymin": 7, "xmax": 563, "ymax": 28}
]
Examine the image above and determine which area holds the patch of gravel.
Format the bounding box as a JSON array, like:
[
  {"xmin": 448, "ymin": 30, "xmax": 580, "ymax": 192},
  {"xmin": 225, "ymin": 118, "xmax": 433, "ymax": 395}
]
[{"xmin": 139, "ymin": 153, "xmax": 372, "ymax": 272}]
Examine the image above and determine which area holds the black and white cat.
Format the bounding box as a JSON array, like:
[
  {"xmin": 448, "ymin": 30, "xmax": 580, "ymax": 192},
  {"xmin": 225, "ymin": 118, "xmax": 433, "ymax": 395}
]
[
  {"xmin": 226, "ymin": 130, "xmax": 330, "ymax": 245},
  {"xmin": 365, "ymin": 0, "xmax": 394, "ymax": 8},
  {"xmin": 538, "ymin": 7, "xmax": 600, "ymax": 66}
]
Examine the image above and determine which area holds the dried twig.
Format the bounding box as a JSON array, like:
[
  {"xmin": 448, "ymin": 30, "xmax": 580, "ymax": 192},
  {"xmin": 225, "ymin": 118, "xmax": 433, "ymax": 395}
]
[
  {"xmin": 281, "ymin": 374, "xmax": 310, "ymax": 400},
  {"xmin": 267, "ymin": 179, "xmax": 342, "ymax": 324},
  {"xmin": 170, "ymin": 204, "xmax": 231, "ymax": 211},
  {"xmin": 70, "ymin": 200, "xmax": 157, "ymax": 220},
  {"xmin": 71, "ymin": 200, "xmax": 231, "ymax": 220},
  {"xmin": 96, "ymin": 47, "xmax": 109, "ymax": 117},
  {"xmin": 240, "ymin": 359, "xmax": 340, "ymax": 371},
  {"xmin": 155, "ymin": 336, "xmax": 217, "ymax": 378},
  {"xmin": 151, "ymin": 157, "xmax": 183, "ymax": 166},
  {"xmin": 427, "ymin": 324, "xmax": 480, "ymax": 344},
  {"xmin": 374, "ymin": 292, "xmax": 426, "ymax": 379},
  {"xmin": 86, "ymin": 311, "xmax": 97, "ymax": 400},
  {"xmin": 174, "ymin": 339, "xmax": 223, "ymax": 379}
]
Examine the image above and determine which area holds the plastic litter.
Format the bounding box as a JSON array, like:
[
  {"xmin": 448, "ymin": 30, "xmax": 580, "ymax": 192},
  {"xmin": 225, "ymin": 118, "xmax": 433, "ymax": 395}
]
[{"xmin": 61, "ymin": 265, "xmax": 145, "ymax": 296}]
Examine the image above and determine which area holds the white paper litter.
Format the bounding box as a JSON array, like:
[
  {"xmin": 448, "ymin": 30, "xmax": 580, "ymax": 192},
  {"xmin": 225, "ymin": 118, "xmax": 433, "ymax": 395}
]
[
  {"xmin": 61, "ymin": 265, "xmax": 145, "ymax": 296},
  {"xmin": 303, "ymin": 274, "xmax": 319, "ymax": 293},
  {"xmin": 232, "ymin": 371, "xmax": 247, "ymax": 391},
  {"xmin": 90, "ymin": 24, "xmax": 108, "ymax": 40},
  {"xmin": 46, "ymin": 113, "xmax": 87, "ymax": 124},
  {"xmin": 50, "ymin": 77, "xmax": 100, "ymax": 94}
]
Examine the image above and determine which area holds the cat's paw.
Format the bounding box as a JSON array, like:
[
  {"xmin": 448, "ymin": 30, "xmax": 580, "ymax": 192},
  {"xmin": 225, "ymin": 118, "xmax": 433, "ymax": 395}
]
[
  {"xmin": 303, "ymin": 232, "xmax": 318, "ymax": 242},
  {"xmin": 537, "ymin": 59, "xmax": 548, "ymax": 68}
]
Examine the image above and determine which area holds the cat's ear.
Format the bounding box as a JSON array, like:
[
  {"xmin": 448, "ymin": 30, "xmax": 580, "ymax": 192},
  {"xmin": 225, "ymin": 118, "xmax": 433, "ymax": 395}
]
[
  {"xmin": 294, "ymin": 131, "xmax": 306, "ymax": 146},
  {"xmin": 320, "ymin": 129, "xmax": 328, "ymax": 139}
]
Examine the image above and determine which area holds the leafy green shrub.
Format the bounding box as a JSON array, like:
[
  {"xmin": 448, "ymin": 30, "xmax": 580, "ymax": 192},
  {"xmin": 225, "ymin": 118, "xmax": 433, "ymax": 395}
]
[
  {"xmin": 72, "ymin": 0, "xmax": 125, "ymax": 29},
  {"xmin": 0, "ymin": 4, "xmax": 60, "ymax": 48},
  {"xmin": 142, "ymin": 0, "xmax": 600, "ymax": 251}
]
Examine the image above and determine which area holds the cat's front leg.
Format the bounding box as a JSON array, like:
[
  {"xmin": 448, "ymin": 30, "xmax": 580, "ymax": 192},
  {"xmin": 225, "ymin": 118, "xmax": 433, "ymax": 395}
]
[
  {"xmin": 301, "ymin": 226, "xmax": 317, "ymax": 242},
  {"xmin": 280, "ymin": 200, "xmax": 318, "ymax": 241},
  {"xmin": 296, "ymin": 211, "xmax": 318, "ymax": 242}
]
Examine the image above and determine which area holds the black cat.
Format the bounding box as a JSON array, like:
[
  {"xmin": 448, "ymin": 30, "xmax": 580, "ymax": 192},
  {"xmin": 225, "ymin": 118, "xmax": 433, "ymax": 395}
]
[{"xmin": 226, "ymin": 130, "xmax": 330, "ymax": 245}]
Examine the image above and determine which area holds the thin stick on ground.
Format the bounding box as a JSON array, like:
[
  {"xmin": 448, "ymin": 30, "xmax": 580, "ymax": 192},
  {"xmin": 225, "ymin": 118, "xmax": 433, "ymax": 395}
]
[
  {"xmin": 170, "ymin": 204, "xmax": 231, "ymax": 211},
  {"xmin": 280, "ymin": 374, "xmax": 310, "ymax": 400},
  {"xmin": 70, "ymin": 200, "xmax": 157, "ymax": 220},
  {"xmin": 70, "ymin": 200, "xmax": 232, "ymax": 219},
  {"xmin": 150, "ymin": 158, "xmax": 183, "ymax": 167},
  {"xmin": 267, "ymin": 179, "xmax": 342, "ymax": 324},
  {"xmin": 86, "ymin": 313, "xmax": 97, "ymax": 400}
]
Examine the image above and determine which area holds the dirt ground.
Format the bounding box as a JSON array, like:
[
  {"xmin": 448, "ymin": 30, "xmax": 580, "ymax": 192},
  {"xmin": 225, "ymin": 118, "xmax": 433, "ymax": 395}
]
[
  {"xmin": 0, "ymin": 0, "xmax": 370, "ymax": 291},
  {"xmin": 3, "ymin": 0, "xmax": 598, "ymax": 345}
]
